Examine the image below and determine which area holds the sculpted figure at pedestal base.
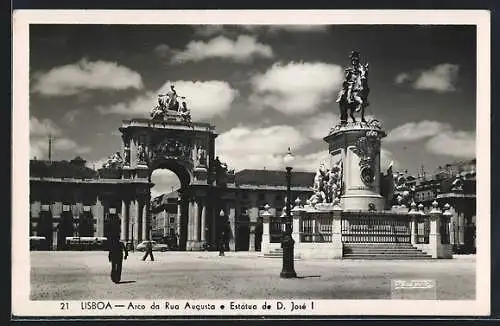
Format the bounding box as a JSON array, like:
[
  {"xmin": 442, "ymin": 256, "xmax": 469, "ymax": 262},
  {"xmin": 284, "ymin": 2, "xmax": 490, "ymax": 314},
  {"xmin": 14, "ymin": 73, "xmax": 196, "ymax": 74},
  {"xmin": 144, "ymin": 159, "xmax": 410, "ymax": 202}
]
[{"xmin": 306, "ymin": 160, "xmax": 343, "ymax": 208}]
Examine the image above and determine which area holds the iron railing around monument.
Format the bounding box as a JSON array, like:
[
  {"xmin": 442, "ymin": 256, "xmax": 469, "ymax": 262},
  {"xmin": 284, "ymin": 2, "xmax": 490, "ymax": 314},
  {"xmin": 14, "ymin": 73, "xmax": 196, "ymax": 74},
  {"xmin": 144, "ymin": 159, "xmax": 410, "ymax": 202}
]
[
  {"xmin": 300, "ymin": 214, "xmax": 333, "ymax": 243},
  {"xmin": 440, "ymin": 216, "xmax": 451, "ymax": 244},
  {"xmin": 416, "ymin": 216, "xmax": 430, "ymax": 244},
  {"xmin": 269, "ymin": 218, "xmax": 284, "ymax": 243},
  {"xmin": 341, "ymin": 212, "xmax": 411, "ymax": 243}
]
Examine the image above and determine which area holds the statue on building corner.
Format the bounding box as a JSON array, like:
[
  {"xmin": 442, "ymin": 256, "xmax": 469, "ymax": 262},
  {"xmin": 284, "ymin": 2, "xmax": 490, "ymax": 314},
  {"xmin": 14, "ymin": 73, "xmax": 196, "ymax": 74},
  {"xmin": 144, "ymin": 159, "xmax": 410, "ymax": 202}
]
[
  {"xmin": 196, "ymin": 147, "xmax": 207, "ymax": 167},
  {"xmin": 137, "ymin": 143, "xmax": 148, "ymax": 165},
  {"xmin": 336, "ymin": 50, "xmax": 370, "ymax": 125},
  {"xmin": 103, "ymin": 151, "xmax": 124, "ymax": 169}
]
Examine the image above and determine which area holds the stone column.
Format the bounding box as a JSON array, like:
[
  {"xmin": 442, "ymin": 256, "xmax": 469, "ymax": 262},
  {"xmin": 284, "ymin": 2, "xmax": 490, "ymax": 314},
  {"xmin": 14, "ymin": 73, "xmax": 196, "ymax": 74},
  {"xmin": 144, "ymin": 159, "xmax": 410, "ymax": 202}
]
[
  {"xmin": 249, "ymin": 225, "xmax": 256, "ymax": 251},
  {"xmin": 132, "ymin": 199, "xmax": 140, "ymax": 246},
  {"xmin": 93, "ymin": 196, "xmax": 104, "ymax": 237},
  {"xmin": 176, "ymin": 199, "xmax": 182, "ymax": 238},
  {"xmin": 331, "ymin": 208, "xmax": 343, "ymax": 258},
  {"xmin": 141, "ymin": 200, "xmax": 147, "ymax": 241},
  {"xmin": 187, "ymin": 200, "xmax": 194, "ymax": 250},
  {"xmin": 228, "ymin": 206, "xmax": 236, "ymax": 251},
  {"xmin": 120, "ymin": 200, "xmax": 127, "ymax": 241},
  {"xmin": 193, "ymin": 199, "xmax": 200, "ymax": 245},
  {"xmin": 200, "ymin": 202, "xmax": 207, "ymax": 243},
  {"xmin": 458, "ymin": 211, "xmax": 465, "ymax": 245}
]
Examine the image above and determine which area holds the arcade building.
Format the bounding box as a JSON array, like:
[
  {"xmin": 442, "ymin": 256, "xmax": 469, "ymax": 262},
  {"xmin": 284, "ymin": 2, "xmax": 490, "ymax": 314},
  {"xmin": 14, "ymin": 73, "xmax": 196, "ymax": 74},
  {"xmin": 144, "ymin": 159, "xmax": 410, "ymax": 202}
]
[{"xmin": 30, "ymin": 152, "xmax": 476, "ymax": 254}]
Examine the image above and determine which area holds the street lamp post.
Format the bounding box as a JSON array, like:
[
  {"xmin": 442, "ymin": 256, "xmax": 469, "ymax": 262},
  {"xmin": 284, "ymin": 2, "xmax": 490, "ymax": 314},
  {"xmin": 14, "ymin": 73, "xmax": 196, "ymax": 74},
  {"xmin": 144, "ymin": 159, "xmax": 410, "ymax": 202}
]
[{"xmin": 280, "ymin": 147, "xmax": 297, "ymax": 278}]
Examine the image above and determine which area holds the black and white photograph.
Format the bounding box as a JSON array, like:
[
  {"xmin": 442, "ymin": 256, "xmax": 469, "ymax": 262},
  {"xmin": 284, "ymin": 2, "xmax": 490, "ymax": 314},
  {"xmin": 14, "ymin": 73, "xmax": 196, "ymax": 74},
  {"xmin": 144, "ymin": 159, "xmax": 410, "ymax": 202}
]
[{"xmin": 12, "ymin": 10, "xmax": 490, "ymax": 317}]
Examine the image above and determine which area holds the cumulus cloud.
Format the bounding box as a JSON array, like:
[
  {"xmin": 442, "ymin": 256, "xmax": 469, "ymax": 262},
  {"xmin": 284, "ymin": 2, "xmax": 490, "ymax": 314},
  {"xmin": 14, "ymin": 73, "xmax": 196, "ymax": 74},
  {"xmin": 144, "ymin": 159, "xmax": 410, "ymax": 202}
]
[
  {"xmin": 29, "ymin": 117, "xmax": 90, "ymax": 160},
  {"xmin": 215, "ymin": 125, "xmax": 310, "ymax": 171},
  {"xmin": 385, "ymin": 120, "xmax": 475, "ymax": 158},
  {"xmin": 385, "ymin": 120, "xmax": 452, "ymax": 142},
  {"xmin": 32, "ymin": 59, "xmax": 144, "ymax": 96},
  {"xmin": 426, "ymin": 130, "xmax": 475, "ymax": 158},
  {"xmin": 170, "ymin": 35, "xmax": 273, "ymax": 64},
  {"xmin": 97, "ymin": 80, "xmax": 238, "ymax": 120},
  {"xmin": 30, "ymin": 117, "xmax": 62, "ymax": 137},
  {"xmin": 299, "ymin": 112, "xmax": 340, "ymax": 140},
  {"xmin": 293, "ymin": 150, "xmax": 331, "ymax": 172},
  {"xmin": 395, "ymin": 63, "xmax": 460, "ymax": 93},
  {"xmin": 380, "ymin": 148, "xmax": 400, "ymax": 172},
  {"xmin": 249, "ymin": 61, "xmax": 344, "ymax": 115}
]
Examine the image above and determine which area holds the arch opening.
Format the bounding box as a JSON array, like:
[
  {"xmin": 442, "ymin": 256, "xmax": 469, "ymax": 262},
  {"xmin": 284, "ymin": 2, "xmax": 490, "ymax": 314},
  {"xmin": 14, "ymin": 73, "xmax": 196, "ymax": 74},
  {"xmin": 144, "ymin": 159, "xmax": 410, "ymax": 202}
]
[{"xmin": 150, "ymin": 161, "xmax": 190, "ymax": 250}]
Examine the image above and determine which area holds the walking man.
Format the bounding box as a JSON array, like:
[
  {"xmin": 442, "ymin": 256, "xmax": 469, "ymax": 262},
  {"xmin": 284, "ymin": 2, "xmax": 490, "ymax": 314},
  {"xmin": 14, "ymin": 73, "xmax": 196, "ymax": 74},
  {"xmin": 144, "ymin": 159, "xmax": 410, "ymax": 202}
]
[
  {"xmin": 108, "ymin": 239, "xmax": 128, "ymax": 283},
  {"xmin": 142, "ymin": 240, "xmax": 155, "ymax": 261}
]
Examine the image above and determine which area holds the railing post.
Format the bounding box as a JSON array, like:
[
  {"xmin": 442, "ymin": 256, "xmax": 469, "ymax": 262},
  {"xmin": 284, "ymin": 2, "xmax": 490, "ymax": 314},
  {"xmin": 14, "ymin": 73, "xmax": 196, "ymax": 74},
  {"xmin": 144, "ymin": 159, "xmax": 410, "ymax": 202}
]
[
  {"xmin": 331, "ymin": 206, "xmax": 343, "ymax": 258},
  {"xmin": 428, "ymin": 201, "xmax": 442, "ymax": 258},
  {"xmin": 260, "ymin": 204, "xmax": 272, "ymax": 254},
  {"xmin": 410, "ymin": 215, "xmax": 418, "ymax": 245},
  {"xmin": 292, "ymin": 211, "xmax": 301, "ymax": 244},
  {"xmin": 409, "ymin": 202, "xmax": 418, "ymax": 245}
]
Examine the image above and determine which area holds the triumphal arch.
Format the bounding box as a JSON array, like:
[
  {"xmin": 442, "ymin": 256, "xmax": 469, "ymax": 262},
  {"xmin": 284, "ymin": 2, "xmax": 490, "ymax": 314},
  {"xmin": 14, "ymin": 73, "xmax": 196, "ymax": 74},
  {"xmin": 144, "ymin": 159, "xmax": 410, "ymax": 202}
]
[{"xmin": 103, "ymin": 86, "xmax": 227, "ymax": 250}]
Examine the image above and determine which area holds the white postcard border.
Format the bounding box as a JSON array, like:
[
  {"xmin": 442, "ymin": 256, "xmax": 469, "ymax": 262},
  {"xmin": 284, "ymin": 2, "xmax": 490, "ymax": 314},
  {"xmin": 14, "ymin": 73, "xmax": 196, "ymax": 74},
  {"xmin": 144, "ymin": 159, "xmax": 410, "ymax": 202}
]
[{"xmin": 12, "ymin": 9, "xmax": 491, "ymax": 317}]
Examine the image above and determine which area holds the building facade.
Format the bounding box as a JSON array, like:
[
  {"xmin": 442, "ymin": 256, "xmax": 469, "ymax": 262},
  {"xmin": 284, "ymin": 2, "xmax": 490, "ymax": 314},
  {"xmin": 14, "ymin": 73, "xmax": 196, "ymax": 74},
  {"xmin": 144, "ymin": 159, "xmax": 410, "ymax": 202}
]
[{"xmin": 29, "ymin": 155, "xmax": 476, "ymax": 253}]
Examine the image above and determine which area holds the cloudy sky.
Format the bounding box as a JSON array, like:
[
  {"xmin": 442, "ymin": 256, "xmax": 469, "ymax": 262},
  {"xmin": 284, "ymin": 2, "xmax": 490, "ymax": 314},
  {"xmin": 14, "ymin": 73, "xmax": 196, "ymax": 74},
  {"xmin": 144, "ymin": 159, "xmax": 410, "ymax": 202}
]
[{"xmin": 29, "ymin": 24, "xmax": 476, "ymax": 196}]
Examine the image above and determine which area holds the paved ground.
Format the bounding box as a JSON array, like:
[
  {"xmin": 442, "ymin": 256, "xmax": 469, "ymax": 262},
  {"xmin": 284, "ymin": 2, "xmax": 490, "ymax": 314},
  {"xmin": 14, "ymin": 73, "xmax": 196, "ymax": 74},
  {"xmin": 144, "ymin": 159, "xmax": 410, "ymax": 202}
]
[{"xmin": 30, "ymin": 251, "xmax": 475, "ymax": 300}]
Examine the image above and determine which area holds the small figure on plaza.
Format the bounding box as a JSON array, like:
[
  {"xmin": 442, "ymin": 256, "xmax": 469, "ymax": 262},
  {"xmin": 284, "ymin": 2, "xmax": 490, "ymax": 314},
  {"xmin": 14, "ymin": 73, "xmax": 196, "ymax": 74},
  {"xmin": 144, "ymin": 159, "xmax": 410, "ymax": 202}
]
[
  {"xmin": 108, "ymin": 238, "xmax": 128, "ymax": 283},
  {"xmin": 336, "ymin": 50, "xmax": 370, "ymax": 125},
  {"xmin": 141, "ymin": 240, "xmax": 155, "ymax": 261}
]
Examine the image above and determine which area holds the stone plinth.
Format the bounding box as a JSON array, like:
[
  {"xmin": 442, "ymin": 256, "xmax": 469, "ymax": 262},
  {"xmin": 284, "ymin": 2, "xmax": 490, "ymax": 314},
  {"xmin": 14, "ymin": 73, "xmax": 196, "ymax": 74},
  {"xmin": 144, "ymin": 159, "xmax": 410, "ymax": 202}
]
[{"xmin": 324, "ymin": 122, "xmax": 386, "ymax": 211}]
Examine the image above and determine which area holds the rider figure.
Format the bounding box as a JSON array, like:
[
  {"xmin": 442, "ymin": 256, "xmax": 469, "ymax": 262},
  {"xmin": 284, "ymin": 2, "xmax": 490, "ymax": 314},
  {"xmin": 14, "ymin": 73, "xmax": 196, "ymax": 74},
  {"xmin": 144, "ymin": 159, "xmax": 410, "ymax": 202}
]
[{"xmin": 336, "ymin": 51, "xmax": 367, "ymax": 112}]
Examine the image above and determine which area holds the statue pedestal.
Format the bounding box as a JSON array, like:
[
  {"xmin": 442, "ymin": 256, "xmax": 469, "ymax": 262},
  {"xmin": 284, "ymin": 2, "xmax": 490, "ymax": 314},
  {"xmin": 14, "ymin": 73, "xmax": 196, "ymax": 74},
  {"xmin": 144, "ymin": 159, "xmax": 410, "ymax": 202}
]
[{"xmin": 324, "ymin": 122, "xmax": 386, "ymax": 211}]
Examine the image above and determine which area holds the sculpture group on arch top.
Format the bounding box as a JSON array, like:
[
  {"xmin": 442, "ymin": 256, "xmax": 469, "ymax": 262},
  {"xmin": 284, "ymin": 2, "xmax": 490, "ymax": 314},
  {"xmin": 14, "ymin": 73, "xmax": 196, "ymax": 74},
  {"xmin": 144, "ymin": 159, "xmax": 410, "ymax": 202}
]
[{"xmin": 150, "ymin": 85, "xmax": 192, "ymax": 123}]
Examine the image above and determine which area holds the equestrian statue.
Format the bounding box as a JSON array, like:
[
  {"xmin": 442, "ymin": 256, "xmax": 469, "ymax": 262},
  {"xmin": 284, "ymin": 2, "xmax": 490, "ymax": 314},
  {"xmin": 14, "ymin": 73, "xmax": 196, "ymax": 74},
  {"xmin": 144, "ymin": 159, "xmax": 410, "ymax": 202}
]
[{"xmin": 336, "ymin": 50, "xmax": 370, "ymax": 124}]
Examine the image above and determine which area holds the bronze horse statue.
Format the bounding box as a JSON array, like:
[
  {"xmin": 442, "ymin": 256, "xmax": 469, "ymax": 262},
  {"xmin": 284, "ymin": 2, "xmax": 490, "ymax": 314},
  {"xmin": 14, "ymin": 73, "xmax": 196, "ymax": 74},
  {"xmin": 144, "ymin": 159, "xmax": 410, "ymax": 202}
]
[{"xmin": 337, "ymin": 64, "xmax": 370, "ymax": 124}]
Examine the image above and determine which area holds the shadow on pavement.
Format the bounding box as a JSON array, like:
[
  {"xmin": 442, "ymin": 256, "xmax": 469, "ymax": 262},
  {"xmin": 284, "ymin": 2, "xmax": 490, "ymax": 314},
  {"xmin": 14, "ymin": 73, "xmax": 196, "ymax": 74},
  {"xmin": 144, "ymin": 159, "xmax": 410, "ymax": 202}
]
[
  {"xmin": 296, "ymin": 275, "xmax": 321, "ymax": 279},
  {"xmin": 116, "ymin": 280, "xmax": 136, "ymax": 284}
]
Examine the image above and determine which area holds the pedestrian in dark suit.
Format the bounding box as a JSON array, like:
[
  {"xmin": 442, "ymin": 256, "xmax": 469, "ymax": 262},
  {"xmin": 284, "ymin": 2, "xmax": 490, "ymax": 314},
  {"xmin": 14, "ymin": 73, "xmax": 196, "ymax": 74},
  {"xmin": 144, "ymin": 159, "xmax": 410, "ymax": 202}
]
[
  {"xmin": 108, "ymin": 240, "xmax": 128, "ymax": 283},
  {"xmin": 142, "ymin": 240, "xmax": 155, "ymax": 261}
]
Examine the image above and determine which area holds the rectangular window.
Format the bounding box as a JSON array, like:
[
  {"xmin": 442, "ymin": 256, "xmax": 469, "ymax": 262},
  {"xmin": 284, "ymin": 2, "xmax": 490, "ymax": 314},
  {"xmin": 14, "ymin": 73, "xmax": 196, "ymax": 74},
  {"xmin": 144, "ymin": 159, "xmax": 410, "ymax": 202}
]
[
  {"xmin": 169, "ymin": 228, "xmax": 175, "ymax": 235},
  {"xmin": 169, "ymin": 217, "xmax": 175, "ymax": 224}
]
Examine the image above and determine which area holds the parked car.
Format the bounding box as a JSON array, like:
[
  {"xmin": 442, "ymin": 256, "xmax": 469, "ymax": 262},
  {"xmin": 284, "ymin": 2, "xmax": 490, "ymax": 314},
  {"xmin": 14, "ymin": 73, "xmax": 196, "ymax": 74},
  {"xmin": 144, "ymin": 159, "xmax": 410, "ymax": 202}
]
[{"xmin": 136, "ymin": 240, "xmax": 169, "ymax": 252}]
